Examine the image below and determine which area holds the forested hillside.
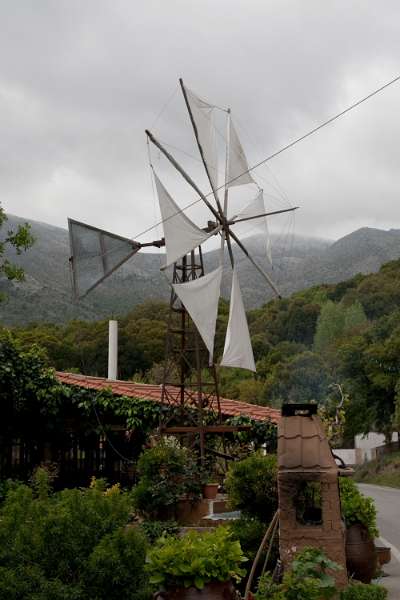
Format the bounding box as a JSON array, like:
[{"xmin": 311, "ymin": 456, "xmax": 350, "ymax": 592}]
[
  {"xmin": 3, "ymin": 214, "xmax": 400, "ymax": 325},
  {"xmin": 6, "ymin": 258, "xmax": 400, "ymax": 445}
]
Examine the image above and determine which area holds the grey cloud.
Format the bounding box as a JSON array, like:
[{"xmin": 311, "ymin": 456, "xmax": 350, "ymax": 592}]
[{"xmin": 1, "ymin": 0, "xmax": 400, "ymax": 242}]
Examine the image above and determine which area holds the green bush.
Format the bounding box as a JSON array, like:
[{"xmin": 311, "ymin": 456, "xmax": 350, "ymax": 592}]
[
  {"xmin": 0, "ymin": 468, "xmax": 150, "ymax": 599},
  {"xmin": 225, "ymin": 452, "xmax": 278, "ymax": 522},
  {"xmin": 340, "ymin": 582, "xmax": 387, "ymax": 599},
  {"xmin": 133, "ymin": 441, "xmax": 202, "ymax": 519},
  {"xmin": 84, "ymin": 527, "xmax": 149, "ymax": 599},
  {"xmin": 339, "ymin": 478, "xmax": 379, "ymax": 538},
  {"xmin": 146, "ymin": 527, "xmax": 247, "ymax": 591},
  {"xmin": 256, "ymin": 546, "xmax": 340, "ymax": 600},
  {"xmin": 228, "ymin": 516, "xmax": 267, "ymax": 562},
  {"xmin": 0, "ymin": 564, "xmax": 81, "ymax": 600},
  {"xmin": 140, "ymin": 520, "xmax": 179, "ymax": 544},
  {"xmin": 228, "ymin": 516, "xmax": 279, "ymax": 595}
]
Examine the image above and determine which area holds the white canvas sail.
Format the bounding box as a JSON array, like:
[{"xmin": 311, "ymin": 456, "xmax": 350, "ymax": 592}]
[
  {"xmin": 185, "ymin": 86, "xmax": 219, "ymax": 195},
  {"xmin": 220, "ymin": 268, "xmax": 256, "ymax": 372},
  {"xmin": 227, "ymin": 120, "xmax": 255, "ymax": 187},
  {"xmin": 173, "ymin": 266, "xmax": 222, "ymax": 363},
  {"xmin": 154, "ymin": 172, "xmax": 213, "ymax": 268},
  {"xmin": 236, "ymin": 191, "xmax": 272, "ymax": 264}
]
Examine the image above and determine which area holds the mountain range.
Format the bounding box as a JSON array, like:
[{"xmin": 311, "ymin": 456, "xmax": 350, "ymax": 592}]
[{"xmin": 1, "ymin": 214, "xmax": 400, "ymax": 326}]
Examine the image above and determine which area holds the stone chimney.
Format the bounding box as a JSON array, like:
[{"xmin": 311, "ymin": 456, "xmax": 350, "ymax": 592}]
[{"xmin": 278, "ymin": 403, "xmax": 348, "ymax": 589}]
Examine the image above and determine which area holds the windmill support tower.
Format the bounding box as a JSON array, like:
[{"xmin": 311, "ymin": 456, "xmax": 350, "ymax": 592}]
[{"xmin": 160, "ymin": 248, "xmax": 222, "ymax": 463}]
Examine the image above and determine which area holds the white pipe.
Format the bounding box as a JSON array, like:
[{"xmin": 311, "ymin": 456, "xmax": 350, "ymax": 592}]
[{"xmin": 107, "ymin": 320, "xmax": 118, "ymax": 380}]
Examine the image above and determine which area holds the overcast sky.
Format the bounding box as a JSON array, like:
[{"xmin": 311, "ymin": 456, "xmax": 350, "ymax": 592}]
[{"xmin": 2, "ymin": 1, "xmax": 400, "ymax": 243}]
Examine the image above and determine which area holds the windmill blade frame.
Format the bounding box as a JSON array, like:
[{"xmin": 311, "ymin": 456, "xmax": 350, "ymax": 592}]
[{"xmin": 68, "ymin": 218, "xmax": 142, "ymax": 299}]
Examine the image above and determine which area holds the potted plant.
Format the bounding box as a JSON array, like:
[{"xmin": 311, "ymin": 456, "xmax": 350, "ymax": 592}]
[
  {"xmin": 146, "ymin": 527, "xmax": 247, "ymax": 599},
  {"xmin": 133, "ymin": 441, "xmax": 202, "ymax": 520},
  {"xmin": 339, "ymin": 478, "xmax": 378, "ymax": 583},
  {"xmin": 202, "ymin": 482, "xmax": 219, "ymax": 500}
]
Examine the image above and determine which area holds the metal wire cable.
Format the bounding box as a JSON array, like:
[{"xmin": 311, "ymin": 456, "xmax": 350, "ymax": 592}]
[
  {"xmin": 72, "ymin": 72, "xmax": 400, "ymax": 267},
  {"xmin": 133, "ymin": 71, "xmax": 400, "ymax": 242},
  {"xmin": 149, "ymin": 85, "xmax": 179, "ymax": 129}
]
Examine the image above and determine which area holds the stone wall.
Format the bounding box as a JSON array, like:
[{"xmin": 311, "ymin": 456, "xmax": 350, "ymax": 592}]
[{"xmin": 278, "ymin": 473, "xmax": 348, "ymax": 588}]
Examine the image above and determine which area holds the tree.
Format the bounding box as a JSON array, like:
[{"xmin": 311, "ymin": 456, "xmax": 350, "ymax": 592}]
[
  {"xmin": 343, "ymin": 300, "xmax": 368, "ymax": 333},
  {"xmin": 0, "ymin": 205, "xmax": 35, "ymax": 298},
  {"xmin": 313, "ymin": 301, "xmax": 346, "ymax": 354}
]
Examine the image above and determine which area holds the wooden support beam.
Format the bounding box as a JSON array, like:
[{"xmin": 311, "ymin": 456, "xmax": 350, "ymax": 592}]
[{"xmin": 161, "ymin": 425, "xmax": 251, "ymax": 434}]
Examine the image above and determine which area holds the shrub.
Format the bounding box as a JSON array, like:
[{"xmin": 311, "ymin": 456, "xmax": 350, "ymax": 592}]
[
  {"xmin": 0, "ymin": 564, "xmax": 81, "ymax": 600},
  {"xmin": 84, "ymin": 527, "xmax": 149, "ymax": 599},
  {"xmin": 339, "ymin": 478, "xmax": 379, "ymax": 538},
  {"xmin": 340, "ymin": 582, "xmax": 387, "ymax": 599},
  {"xmin": 256, "ymin": 546, "xmax": 340, "ymax": 600},
  {"xmin": 146, "ymin": 527, "xmax": 247, "ymax": 591},
  {"xmin": 0, "ymin": 468, "xmax": 149, "ymax": 599},
  {"xmin": 228, "ymin": 516, "xmax": 267, "ymax": 562},
  {"xmin": 140, "ymin": 520, "xmax": 179, "ymax": 544},
  {"xmin": 133, "ymin": 441, "xmax": 202, "ymax": 519},
  {"xmin": 225, "ymin": 452, "xmax": 278, "ymax": 522},
  {"xmin": 229, "ymin": 516, "xmax": 279, "ymax": 595}
]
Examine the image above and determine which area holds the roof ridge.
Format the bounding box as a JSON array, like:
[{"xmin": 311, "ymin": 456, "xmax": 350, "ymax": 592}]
[{"xmin": 55, "ymin": 371, "xmax": 280, "ymax": 423}]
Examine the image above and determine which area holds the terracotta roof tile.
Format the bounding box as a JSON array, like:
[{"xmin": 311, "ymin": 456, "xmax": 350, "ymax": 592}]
[
  {"xmin": 56, "ymin": 372, "xmax": 280, "ymax": 424},
  {"xmin": 278, "ymin": 415, "xmax": 336, "ymax": 470}
]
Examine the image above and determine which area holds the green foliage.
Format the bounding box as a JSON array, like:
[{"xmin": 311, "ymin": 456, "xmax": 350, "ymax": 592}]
[
  {"xmin": 0, "ymin": 205, "xmax": 35, "ymax": 298},
  {"xmin": 0, "ymin": 333, "xmax": 278, "ymax": 480},
  {"xmin": 11, "ymin": 301, "xmax": 170, "ymax": 378},
  {"xmin": 140, "ymin": 520, "xmax": 179, "ymax": 544},
  {"xmin": 7, "ymin": 255, "xmax": 400, "ymax": 441},
  {"xmin": 225, "ymin": 453, "xmax": 277, "ymax": 522},
  {"xmin": 340, "ymin": 582, "xmax": 387, "ymax": 600},
  {"xmin": 226, "ymin": 415, "xmax": 277, "ymax": 454},
  {"xmin": 83, "ymin": 527, "xmax": 149, "ymax": 599},
  {"xmin": 256, "ymin": 546, "xmax": 340, "ymax": 600},
  {"xmin": 314, "ymin": 300, "xmax": 346, "ymax": 354},
  {"xmin": 339, "ymin": 478, "xmax": 379, "ymax": 538},
  {"xmin": 0, "ymin": 332, "xmax": 67, "ymax": 440},
  {"xmin": 343, "ymin": 301, "xmax": 368, "ymax": 332},
  {"xmin": 0, "ymin": 331, "xmax": 163, "ymax": 459},
  {"xmin": 0, "ymin": 467, "xmax": 149, "ymax": 599},
  {"xmin": 228, "ymin": 516, "xmax": 267, "ymax": 562},
  {"xmin": 133, "ymin": 442, "xmax": 202, "ymax": 519},
  {"xmin": 318, "ymin": 384, "xmax": 349, "ymax": 448},
  {"xmin": 256, "ymin": 342, "xmax": 332, "ymax": 407},
  {"xmin": 250, "ymin": 297, "xmax": 321, "ymax": 348},
  {"xmin": 146, "ymin": 527, "xmax": 247, "ymax": 591}
]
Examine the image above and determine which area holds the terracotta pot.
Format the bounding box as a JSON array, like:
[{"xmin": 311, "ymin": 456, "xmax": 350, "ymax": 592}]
[
  {"xmin": 346, "ymin": 523, "xmax": 376, "ymax": 583},
  {"xmin": 155, "ymin": 581, "xmax": 235, "ymax": 599},
  {"xmin": 203, "ymin": 483, "xmax": 219, "ymax": 500},
  {"xmin": 376, "ymin": 546, "xmax": 391, "ymax": 566}
]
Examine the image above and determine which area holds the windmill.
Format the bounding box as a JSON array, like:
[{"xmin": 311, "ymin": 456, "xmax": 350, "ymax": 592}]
[{"xmin": 68, "ymin": 79, "xmax": 297, "ymax": 462}]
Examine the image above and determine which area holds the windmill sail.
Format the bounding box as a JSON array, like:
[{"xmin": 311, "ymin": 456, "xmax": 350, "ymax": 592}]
[
  {"xmin": 68, "ymin": 218, "xmax": 139, "ymax": 299},
  {"xmin": 173, "ymin": 266, "xmax": 222, "ymax": 363},
  {"xmin": 227, "ymin": 120, "xmax": 255, "ymax": 187},
  {"xmin": 184, "ymin": 86, "xmax": 219, "ymax": 195},
  {"xmin": 236, "ymin": 191, "xmax": 272, "ymax": 264},
  {"xmin": 154, "ymin": 172, "xmax": 216, "ymax": 268},
  {"xmin": 220, "ymin": 268, "xmax": 256, "ymax": 372}
]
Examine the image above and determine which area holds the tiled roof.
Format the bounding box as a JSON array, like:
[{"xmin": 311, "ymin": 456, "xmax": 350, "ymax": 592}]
[
  {"xmin": 278, "ymin": 414, "xmax": 336, "ymax": 470},
  {"xmin": 56, "ymin": 372, "xmax": 281, "ymax": 424}
]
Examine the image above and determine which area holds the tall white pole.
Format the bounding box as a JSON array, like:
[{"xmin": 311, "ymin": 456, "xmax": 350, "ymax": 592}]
[{"xmin": 108, "ymin": 320, "xmax": 118, "ymax": 380}]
